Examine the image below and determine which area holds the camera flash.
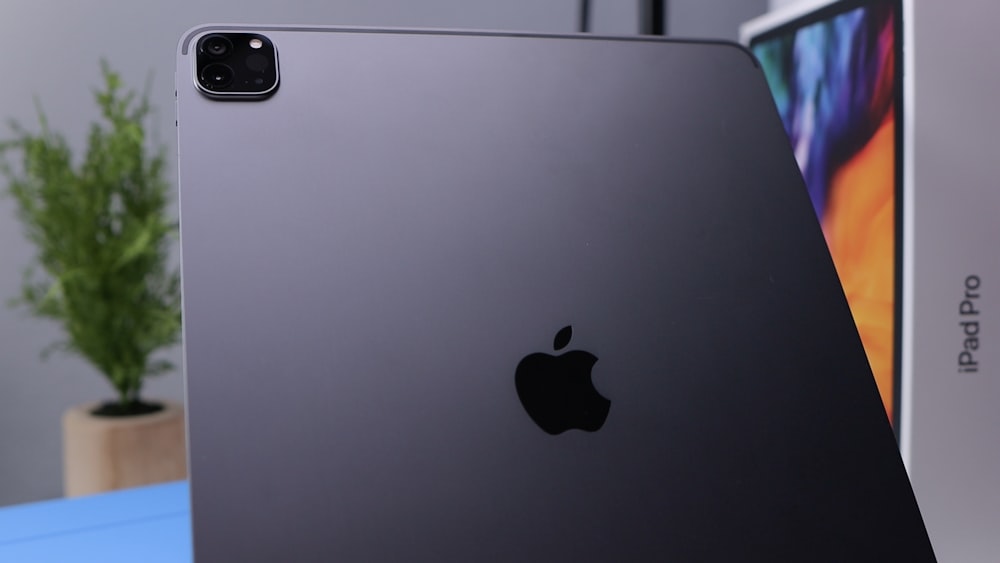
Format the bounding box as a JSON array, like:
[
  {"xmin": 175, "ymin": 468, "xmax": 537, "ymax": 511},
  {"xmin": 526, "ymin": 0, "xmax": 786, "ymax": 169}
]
[{"xmin": 249, "ymin": 38, "xmax": 263, "ymax": 49}]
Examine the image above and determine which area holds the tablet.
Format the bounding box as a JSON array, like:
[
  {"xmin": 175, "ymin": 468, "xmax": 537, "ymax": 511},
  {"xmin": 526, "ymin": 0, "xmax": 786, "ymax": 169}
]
[{"xmin": 176, "ymin": 25, "xmax": 933, "ymax": 561}]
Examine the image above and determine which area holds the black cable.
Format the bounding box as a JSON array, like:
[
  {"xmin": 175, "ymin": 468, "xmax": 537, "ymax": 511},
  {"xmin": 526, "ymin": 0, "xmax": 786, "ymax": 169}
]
[
  {"xmin": 579, "ymin": 0, "xmax": 592, "ymax": 33},
  {"xmin": 639, "ymin": 0, "xmax": 667, "ymax": 35},
  {"xmin": 652, "ymin": 0, "xmax": 666, "ymax": 35}
]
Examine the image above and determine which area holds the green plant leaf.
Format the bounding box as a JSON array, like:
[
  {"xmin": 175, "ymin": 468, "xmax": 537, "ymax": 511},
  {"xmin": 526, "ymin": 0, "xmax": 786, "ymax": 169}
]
[
  {"xmin": 40, "ymin": 341, "xmax": 70, "ymax": 361},
  {"xmin": 146, "ymin": 359, "xmax": 174, "ymax": 377},
  {"xmin": 112, "ymin": 222, "xmax": 154, "ymax": 270}
]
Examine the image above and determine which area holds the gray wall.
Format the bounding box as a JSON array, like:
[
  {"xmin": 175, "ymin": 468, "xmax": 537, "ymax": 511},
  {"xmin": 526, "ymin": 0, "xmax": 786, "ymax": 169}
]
[
  {"xmin": 0, "ymin": 0, "xmax": 766, "ymax": 507},
  {"xmin": 590, "ymin": 0, "xmax": 768, "ymax": 39},
  {"xmin": 769, "ymin": 0, "xmax": 797, "ymax": 10},
  {"xmin": 667, "ymin": 0, "xmax": 768, "ymax": 40}
]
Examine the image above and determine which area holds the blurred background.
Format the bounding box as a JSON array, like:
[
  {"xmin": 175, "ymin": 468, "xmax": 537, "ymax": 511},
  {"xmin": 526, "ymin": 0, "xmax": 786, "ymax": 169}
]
[{"xmin": 0, "ymin": 0, "xmax": 769, "ymax": 508}]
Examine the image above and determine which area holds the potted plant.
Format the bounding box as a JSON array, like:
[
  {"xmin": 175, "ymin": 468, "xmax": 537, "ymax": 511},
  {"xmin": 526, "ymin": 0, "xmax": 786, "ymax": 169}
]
[{"xmin": 1, "ymin": 62, "xmax": 185, "ymax": 496}]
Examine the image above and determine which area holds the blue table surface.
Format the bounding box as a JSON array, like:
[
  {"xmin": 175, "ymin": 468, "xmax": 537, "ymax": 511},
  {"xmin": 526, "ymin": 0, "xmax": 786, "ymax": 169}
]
[{"xmin": 0, "ymin": 481, "xmax": 191, "ymax": 562}]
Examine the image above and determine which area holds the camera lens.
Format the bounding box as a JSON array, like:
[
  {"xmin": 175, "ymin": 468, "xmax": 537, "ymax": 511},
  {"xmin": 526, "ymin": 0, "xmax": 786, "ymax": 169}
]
[
  {"xmin": 200, "ymin": 63, "xmax": 234, "ymax": 90},
  {"xmin": 201, "ymin": 35, "xmax": 233, "ymax": 59}
]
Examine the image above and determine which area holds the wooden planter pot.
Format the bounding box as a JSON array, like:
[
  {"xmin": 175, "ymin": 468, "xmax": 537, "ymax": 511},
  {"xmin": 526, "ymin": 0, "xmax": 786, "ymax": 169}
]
[{"xmin": 62, "ymin": 401, "xmax": 188, "ymax": 497}]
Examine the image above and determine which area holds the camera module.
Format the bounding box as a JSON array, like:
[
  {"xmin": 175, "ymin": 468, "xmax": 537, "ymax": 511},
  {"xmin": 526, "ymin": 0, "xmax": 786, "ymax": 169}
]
[{"xmin": 194, "ymin": 32, "xmax": 279, "ymax": 99}]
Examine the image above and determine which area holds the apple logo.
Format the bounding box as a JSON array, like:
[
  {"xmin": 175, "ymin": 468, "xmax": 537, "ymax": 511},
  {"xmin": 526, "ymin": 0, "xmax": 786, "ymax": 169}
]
[{"xmin": 515, "ymin": 325, "xmax": 611, "ymax": 435}]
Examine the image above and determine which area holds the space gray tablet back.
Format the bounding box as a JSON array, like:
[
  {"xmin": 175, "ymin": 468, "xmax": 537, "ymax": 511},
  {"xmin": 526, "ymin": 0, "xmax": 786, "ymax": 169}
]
[{"xmin": 176, "ymin": 26, "xmax": 934, "ymax": 561}]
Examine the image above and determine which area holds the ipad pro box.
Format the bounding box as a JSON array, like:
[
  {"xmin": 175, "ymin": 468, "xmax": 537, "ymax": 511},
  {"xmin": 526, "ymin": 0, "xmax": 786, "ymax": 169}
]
[
  {"xmin": 743, "ymin": 1, "xmax": 999, "ymax": 559},
  {"xmin": 907, "ymin": 2, "xmax": 999, "ymax": 560}
]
